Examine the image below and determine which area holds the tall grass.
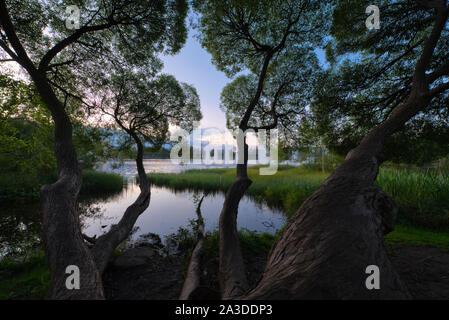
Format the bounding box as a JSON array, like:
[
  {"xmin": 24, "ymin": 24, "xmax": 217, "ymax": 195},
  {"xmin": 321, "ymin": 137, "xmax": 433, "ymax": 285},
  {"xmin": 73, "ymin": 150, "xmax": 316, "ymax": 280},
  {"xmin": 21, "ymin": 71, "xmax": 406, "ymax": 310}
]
[
  {"xmin": 0, "ymin": 169, "xmax": 124, "ymax": 200},
  {"xmin": 150, "ymin": 166, "xmax": 327, "ymax": 216},
  {"xmin": 0, "ymin": 251, "xmax": 50, "ymax": 299},
  {"xmin": 80, "ymin": 170, "xmax": 124, "ymax": 195},
  {"xmin": 150, "ymin": 165, "xmax": 449, "ymax": 231},
  {"xmin": 376, "ymin": 168, "xmax": 449, "ymax": 230}
]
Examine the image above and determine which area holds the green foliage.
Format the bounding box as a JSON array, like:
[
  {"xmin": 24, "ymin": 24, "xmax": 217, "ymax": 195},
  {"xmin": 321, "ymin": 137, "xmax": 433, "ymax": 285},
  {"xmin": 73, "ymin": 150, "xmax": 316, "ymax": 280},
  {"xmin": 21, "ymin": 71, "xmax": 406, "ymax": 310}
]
[
  {"xmin": 150, "ymin": 165, "xmax": 449, "ymax": 231},
  {"xmin": 3, "ymin": 0, "xmax": 189, "ymax": 103},
  {"xmin": 376, "ymin": 168, "xmax": 449, "ymax": 230},
  {"xmin": 0, "ymin": 169, "xmax": 123, "ymax": 200},
  {"xmin": 73, "ymin": 124, "xmax": 123, "ymax": 169},
  {"xmin": 99, "ymin": 71, "xmax": 202, "ymax": 149},
  {"xmin": 0, "ymin": 251, "xmax": 50, "ymax": 299},
  {"xmin": 0, "ymin": 74, "xmax": 125, "ymax": 199},
  {"xmin": 194, "ymin": 0, "xmax": 330, "ymax": 144},
  {"xmin": 307, "ymin": 0, "xmax": 449, "ymax": 164},
  {"xmin": 192, "ymin": 0, "xmax": 329, "ymax": 77},
  {"xmin": 80, "ymin": 170, "xmax": 124, "ymax": 195}
]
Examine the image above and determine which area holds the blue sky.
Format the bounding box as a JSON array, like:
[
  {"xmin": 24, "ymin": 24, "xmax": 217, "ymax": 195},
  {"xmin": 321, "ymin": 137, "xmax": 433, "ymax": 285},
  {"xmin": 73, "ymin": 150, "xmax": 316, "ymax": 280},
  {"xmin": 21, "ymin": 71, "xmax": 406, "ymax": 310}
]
[
  {"xmin": 161, "ymin": 28, "xmax": 328, "ymax": 131},
  {"xmin": 162, "ymin": 29, "xmax": 230, "ymax": 130}
]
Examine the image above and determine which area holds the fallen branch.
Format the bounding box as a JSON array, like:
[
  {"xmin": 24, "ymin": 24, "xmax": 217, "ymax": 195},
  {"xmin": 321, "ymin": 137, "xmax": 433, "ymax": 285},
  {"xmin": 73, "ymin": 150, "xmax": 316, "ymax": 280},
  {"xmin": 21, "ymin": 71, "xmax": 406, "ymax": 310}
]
[{"xmin": 179, "ymin": 193, "xmax": 208, "ymax": 300}]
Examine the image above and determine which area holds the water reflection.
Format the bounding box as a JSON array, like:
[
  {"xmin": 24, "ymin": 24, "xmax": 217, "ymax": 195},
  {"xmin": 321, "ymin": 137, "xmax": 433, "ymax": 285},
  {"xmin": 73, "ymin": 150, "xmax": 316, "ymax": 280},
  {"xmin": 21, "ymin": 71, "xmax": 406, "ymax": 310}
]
[
  {"xmin": 0, "ymin": 201, "xmax": 42, "ymax": 257},
  {"xmin": 1, "ymin": 160, "xmax": 287, "ymax": 258},
  {"xmin": 81, "ymin": 182, "xmax": 286, "ymax": 243}
]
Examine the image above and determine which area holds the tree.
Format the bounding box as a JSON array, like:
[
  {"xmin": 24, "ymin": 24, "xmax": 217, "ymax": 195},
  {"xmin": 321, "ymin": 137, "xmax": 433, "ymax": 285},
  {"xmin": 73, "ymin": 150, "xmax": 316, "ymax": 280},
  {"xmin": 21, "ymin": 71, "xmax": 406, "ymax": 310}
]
[
  {"xmin": 244, "ymin": 0, "xmax": 449, "ymax": 299},
  {"xmin": 193, "ymin": 0, "xmax": 330, "ymax": 298},
  {"xmin": 0, "ymin": 0, "xmax": 188, "ymax": 299},
  {"xmin": 0, "ymin": 74, "xmax": 56, "ymax": 196},
  {"xmin": 306, "ymin": 62, "xmax": 449, "ymax": 165},
  {"xmin": 88, "ymin": 70, "xmax": 201, "ymax": 276}
]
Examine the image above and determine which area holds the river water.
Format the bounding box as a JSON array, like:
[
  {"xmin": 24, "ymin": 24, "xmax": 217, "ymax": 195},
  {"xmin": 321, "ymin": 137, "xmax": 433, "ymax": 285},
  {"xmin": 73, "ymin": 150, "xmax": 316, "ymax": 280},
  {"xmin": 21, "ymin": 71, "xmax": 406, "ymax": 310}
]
[{"xmin": 0, "ymin": 160, "xmax": 287, "ymax": 257}]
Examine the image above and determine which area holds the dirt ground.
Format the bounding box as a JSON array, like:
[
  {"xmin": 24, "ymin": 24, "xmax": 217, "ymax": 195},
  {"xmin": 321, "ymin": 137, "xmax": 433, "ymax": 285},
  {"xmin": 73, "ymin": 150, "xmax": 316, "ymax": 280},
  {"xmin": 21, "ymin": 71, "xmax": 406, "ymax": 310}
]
[
  {"xmin": 388, "ymin": 246, "xmax": 449, "ymax": 299},
  {"xmin": 103, "ymin": 244, "xmax": 449, "ymax": 300}
]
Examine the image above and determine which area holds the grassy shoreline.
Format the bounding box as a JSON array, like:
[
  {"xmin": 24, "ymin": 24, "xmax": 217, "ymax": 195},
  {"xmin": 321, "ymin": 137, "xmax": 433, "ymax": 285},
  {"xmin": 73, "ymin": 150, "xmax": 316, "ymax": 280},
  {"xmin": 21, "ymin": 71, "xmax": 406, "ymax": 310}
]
[
  {"xmin": 0, "ymin": 169, "xmax": 124, "ymax": 200},
  {"xmin": 149, "ymin": 165, "xmax": 449, "ymax": 250},
  {"xmin": 1, "ymin": 165, "xmax": 448, "ymax": 299},
  {"xmin": 149, "ymin": 166, "xmax": 449, "ymax": 230}
]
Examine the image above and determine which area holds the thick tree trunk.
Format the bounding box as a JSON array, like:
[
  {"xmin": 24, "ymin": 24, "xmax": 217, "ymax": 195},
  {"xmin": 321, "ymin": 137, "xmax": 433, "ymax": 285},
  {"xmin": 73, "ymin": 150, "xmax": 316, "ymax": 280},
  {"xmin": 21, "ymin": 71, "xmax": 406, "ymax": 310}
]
[
  {"xmin": 244, "ymin": 155, "xmax": 408, "ymax": 299},
  {"xmin": 243, "ymin": 6, "xmax": 449, "ymax": 298},
  {"xmin": 219, "ymin": 176, "xmax": 252, "ymax": 299},
  {"xmin": 244, "ymin": 95, "xmax": 432, "ymax": 300},
  {"xmin": 34, "ymin": 78, "xmax": 151, "ymax": 298},
  {"xmin": 34, "ymin": 76, "xmax": 105, "ymax": 299},
  {"xmin": 219, "ymin": 140, "xmax": 252, "ymax": 299}
]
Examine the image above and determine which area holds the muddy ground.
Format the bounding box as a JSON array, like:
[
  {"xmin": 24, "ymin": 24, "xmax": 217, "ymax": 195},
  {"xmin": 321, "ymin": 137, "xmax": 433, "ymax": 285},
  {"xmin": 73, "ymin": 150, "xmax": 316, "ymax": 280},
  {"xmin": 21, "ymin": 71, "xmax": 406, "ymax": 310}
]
[{"xmin": 103, "ymin": 241, "xmax": 449, "ymax": 300}]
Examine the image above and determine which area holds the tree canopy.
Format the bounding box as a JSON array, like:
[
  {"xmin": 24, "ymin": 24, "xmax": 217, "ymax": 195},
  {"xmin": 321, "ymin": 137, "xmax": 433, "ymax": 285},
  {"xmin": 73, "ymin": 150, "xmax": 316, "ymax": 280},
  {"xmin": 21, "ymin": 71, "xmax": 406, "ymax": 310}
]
[
  {"xmin": 1, "ymin": 0, "xmax": 189, "ymax": 118},
  {"xmin": 98, "ymin": 70, "xmax": 202, "ymax": 149},
  {"xmin": 306, "ymin": 0, "xmax": 449, "ymax": 164}
]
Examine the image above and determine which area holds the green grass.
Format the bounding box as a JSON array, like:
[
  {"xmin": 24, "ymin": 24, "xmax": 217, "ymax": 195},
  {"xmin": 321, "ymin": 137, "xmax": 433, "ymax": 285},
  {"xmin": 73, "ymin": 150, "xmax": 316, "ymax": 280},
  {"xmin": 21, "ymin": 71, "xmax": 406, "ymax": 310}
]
[
  {"xmin": 80, "ymin": 169, "xmax": 124, "ymax": 195},
  {"xmin": 149, "ymin": 165, "xmax": 449, "ymax": 249},
  {"xmin": 376, "ymin": 168, "xmax": 449, "ymax": 230},
  {"xmin": 0, "ymin": 251, "xmax": 50, "ymax": 299},
  {"xmin": 150, "ymin": 165, "xmax": 327, "ymax": 217},
  {"xmin": 0, "ymin": 169, "xmax": 124, "ymax": 200},
  {"xmin": 200, "ymin": 229, "xmax": 276, "ymax": 256},
  {"xmin": 386, "ymin": 225, "xmax": 449, "ymax": 252},
  {"xmin": 150, "ymin": 165, "xmax": 449, "ymax": 231}
]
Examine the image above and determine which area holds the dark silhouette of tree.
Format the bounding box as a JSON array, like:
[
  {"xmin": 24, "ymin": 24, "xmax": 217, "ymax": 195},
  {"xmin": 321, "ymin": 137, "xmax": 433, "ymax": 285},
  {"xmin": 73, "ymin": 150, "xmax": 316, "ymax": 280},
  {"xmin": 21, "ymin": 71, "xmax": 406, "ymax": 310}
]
[
  {"xmin": 91, "ymin": 70, "xmax": 201, "ymax": 275},
  {"xmin": 0, "ymin": 0, "xmax": 189, "ymax": 299},
  {"xmin": 245, "ymin": 0, "xmax": 449, "ymax": 299},
  {"xmin": 192, "ymin": 0, "xmax": 331, "ymax": 298}
]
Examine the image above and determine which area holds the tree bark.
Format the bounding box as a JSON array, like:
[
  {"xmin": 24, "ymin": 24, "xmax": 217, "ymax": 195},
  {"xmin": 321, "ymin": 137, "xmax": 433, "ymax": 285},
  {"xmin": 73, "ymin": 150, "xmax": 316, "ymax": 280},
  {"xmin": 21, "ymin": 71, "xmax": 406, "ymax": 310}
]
[
  {"xmin": 219, "ymin": 174, "xmax": 252, "ymax": 299},
  {"xmin": 243, "ymin": 6, "xmax": 448, "ymax": 299},
  {"xmin": 244, "ymin": 153, "xmax": 410, "ymax": 299},
  {"xmin": 243, "ymin": 87, "xmax": 435, "ymax": 300},
  {"xmin": 34, "ymin": 74, "xmax": 105, "ymax": 300},
  {"xmin": 180, "ymin": 194, "xmax": 207, "ymax": 300},
  {"xmin": 91, "ymin": 136, "xmax": 151, "ymax": 274},
  {"xmin": 0, "ymin": 0, "xmax": 153, "ymax": 299},
  {"xmin": 36, "ymin": 85, "xmax": 151, "ymax": 298}
]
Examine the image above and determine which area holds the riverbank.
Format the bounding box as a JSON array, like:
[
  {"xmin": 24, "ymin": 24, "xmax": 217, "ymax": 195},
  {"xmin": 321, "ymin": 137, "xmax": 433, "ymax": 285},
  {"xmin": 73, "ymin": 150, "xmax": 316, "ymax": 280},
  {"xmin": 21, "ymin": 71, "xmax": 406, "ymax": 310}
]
[
  {"xmin": 2, "ymin": 226, "xmax": 449, "ymax": 299},
  {"xmin": 1, "ymin": 164, "xmax": 448, "ymax": 299},
  {"xmin": 149, "ymin": 165, "xmax": 449, "ymax": 233},
  {"xmin": 0, "ymin": 169, "xmax": 124, "ymax": 200}
]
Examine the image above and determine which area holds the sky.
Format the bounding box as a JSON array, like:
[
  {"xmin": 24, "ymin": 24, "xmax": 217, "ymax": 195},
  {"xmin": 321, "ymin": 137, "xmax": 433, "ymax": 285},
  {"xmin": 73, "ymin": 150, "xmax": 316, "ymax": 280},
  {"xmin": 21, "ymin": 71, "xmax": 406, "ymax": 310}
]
[
  {"xmin": 161, "ymin": 28, "xmax": 328, "ymax": 133},
  {"xmin": 161, "ymin": 29, "xmax": 230, "ymax": 131}
]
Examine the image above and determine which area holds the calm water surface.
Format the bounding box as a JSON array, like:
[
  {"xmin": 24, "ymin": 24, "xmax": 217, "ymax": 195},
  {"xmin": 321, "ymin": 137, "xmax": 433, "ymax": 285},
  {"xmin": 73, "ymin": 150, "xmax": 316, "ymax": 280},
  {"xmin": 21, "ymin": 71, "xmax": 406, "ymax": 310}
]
[
  {"xmin": 0, "ymin": 160, "xmax": 287, "ymax": 257},
  {"xmin": 88, "ymin": 159, "xmax": 286, "ymax": 240}
]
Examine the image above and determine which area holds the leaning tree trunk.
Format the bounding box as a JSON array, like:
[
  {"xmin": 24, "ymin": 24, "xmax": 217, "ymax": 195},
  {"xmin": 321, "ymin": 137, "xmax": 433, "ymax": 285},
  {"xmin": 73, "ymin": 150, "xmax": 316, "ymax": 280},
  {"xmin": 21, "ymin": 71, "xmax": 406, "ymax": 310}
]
[
  {"xmin": 243, "ymin": 7, "xmax": 448, "ymax": 298},
  {"xmin": 179, "ymin": 194, "xmax": 207, "ymax": 300},
  {"xmin": 244, "ymin": 95, "xmax": 432, "ymax": 300},
  {"xmin": 218, "ymin": 140, "xmax": 252, "ymax": 299},
  {"xmin": 34, "ymin": 77, "xmax": 151, "ymax": 298},
  {"xmin": 91, "ymin": 135, "xmax": 151, "ymax": 274},
  {"xmin": 34, "ymin": 75, "xmax": 105, "ymax": 299}
]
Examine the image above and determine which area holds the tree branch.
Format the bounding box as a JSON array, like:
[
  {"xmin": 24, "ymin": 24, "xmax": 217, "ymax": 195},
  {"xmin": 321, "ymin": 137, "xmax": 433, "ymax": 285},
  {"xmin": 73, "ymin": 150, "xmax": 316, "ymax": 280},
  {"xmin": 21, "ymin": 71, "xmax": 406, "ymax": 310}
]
[
  {"xmin": 0, "ymin": 1, "xmax": 35, "ymax": 72},
  {"xmin": 38, "ymin": 21, "xmax": 116, "ymax": 72}
]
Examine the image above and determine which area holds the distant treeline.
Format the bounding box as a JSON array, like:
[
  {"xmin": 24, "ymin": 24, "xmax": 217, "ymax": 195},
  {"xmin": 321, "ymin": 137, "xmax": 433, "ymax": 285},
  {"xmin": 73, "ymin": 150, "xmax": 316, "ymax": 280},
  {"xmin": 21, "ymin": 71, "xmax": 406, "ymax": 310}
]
[{"xmin": 143, "ymin": 147, "xmax": 171, "ymax": 159}]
